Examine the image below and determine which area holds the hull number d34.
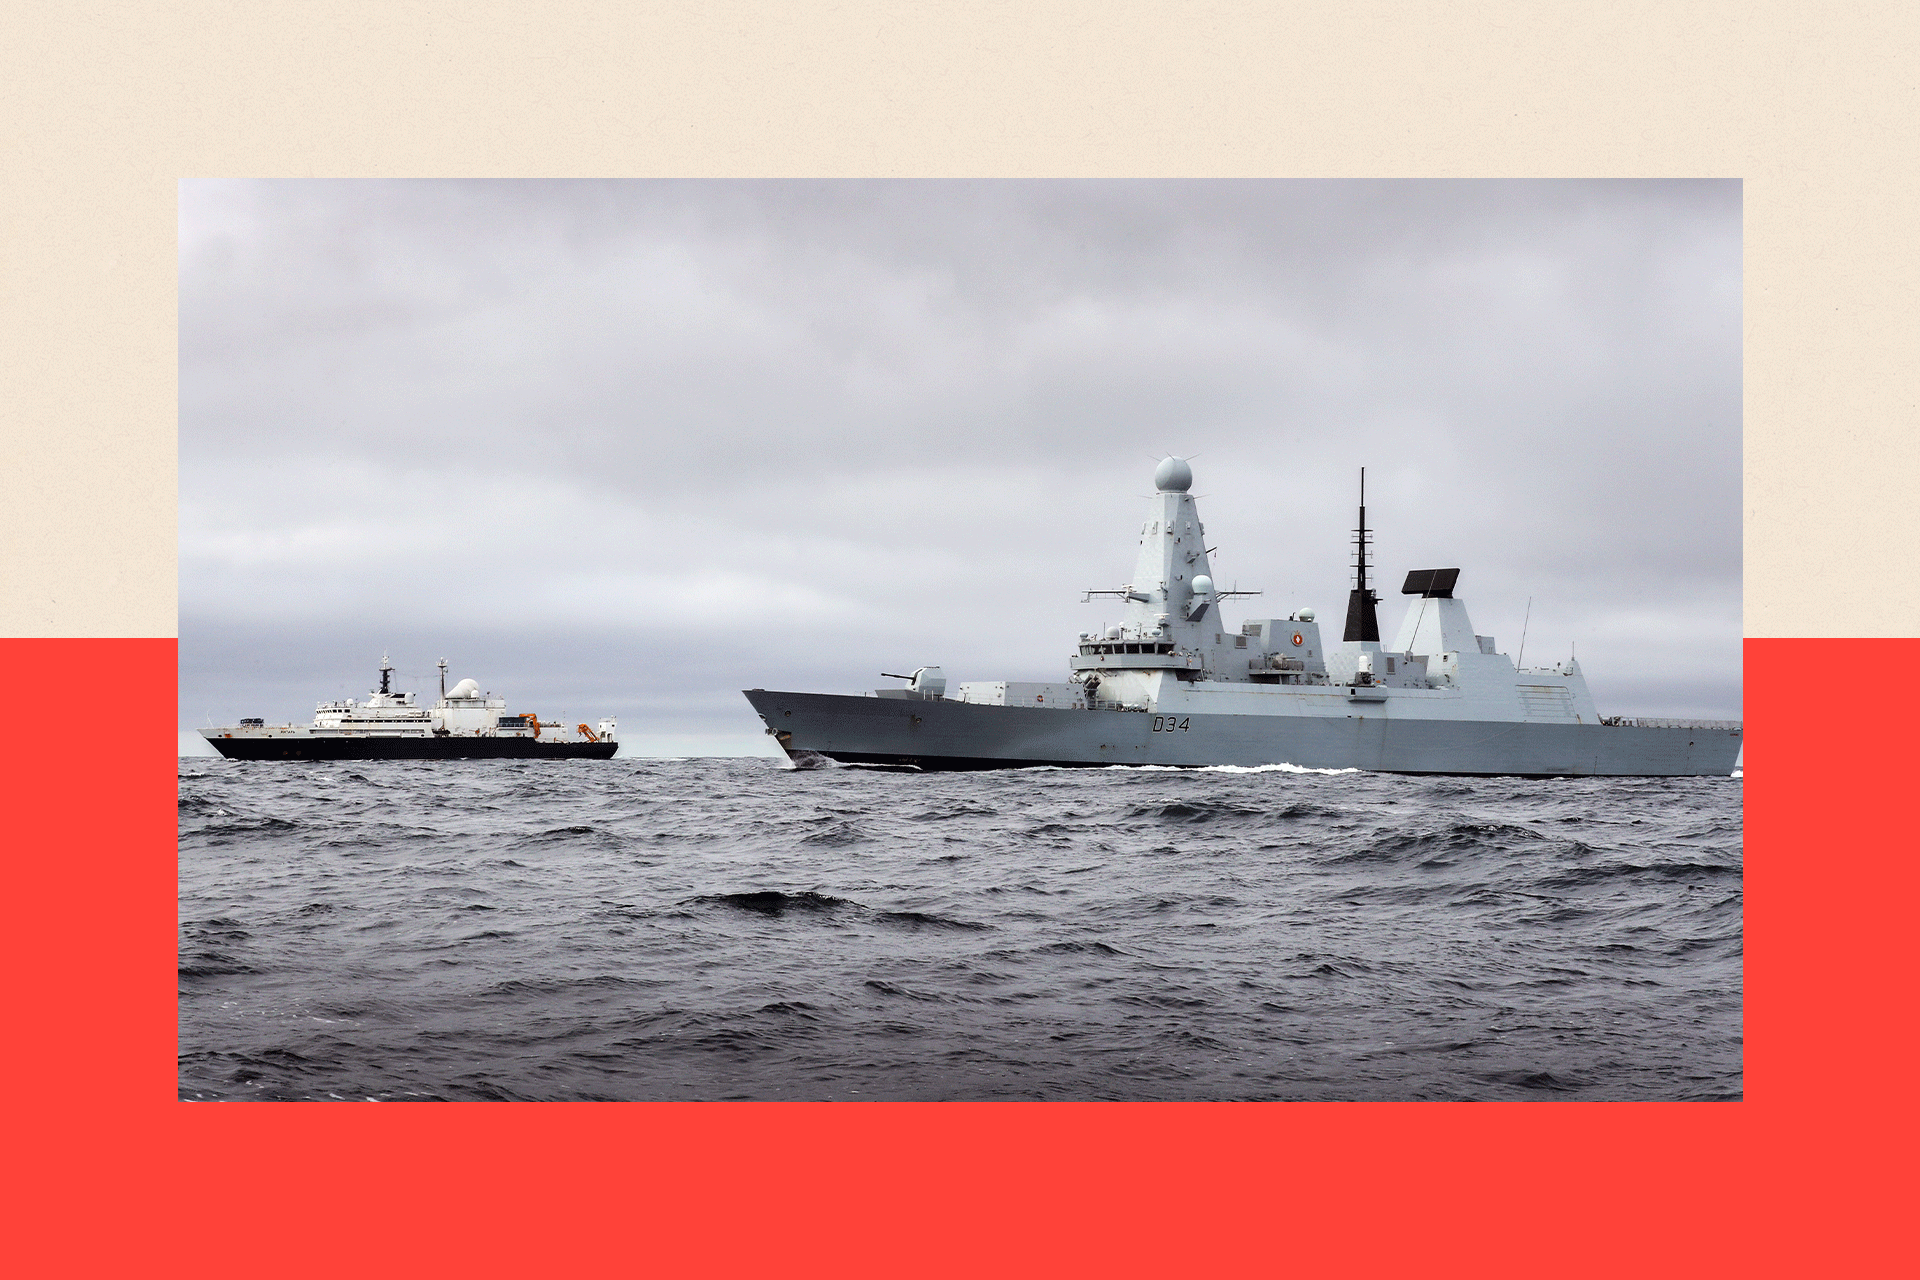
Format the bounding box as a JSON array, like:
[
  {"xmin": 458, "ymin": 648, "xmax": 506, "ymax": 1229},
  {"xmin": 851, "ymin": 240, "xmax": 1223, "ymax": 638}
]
[{"xmin": 1152, "ymin": 716, "xmax": 1191, "ymax": 733}]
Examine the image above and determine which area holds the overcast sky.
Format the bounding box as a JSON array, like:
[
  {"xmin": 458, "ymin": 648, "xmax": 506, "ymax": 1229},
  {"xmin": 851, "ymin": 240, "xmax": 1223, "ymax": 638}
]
[{"xmin": 179, "ymin": 180, "xmax": 1741, "ymax": 756}]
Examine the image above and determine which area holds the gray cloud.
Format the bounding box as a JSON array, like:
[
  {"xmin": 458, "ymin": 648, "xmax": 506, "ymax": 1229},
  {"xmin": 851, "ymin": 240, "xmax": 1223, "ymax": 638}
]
[{"xmin": 181, "ymin": 180, "xmax": 1741, "ymax": 754}]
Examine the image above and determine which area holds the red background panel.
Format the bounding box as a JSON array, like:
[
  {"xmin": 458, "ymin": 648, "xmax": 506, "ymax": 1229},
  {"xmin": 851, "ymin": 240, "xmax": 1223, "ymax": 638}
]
[{"xmin": 3, "ymin": 637, "xmax": 1907, "ymax": 1277}]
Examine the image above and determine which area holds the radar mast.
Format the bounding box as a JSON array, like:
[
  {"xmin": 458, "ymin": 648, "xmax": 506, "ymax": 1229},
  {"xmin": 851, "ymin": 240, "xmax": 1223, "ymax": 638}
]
[{"xmin": 1343, "ymin": 468, "xmax": 1381, "ymax": 643}]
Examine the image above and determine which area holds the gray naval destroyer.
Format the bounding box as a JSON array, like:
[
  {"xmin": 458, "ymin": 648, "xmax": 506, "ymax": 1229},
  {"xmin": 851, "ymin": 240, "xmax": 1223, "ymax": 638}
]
[
  {"xmin": 202, "ymin": 656, "xmax": 619, "ymax": 761},
  {"xmin": 743, "ymin": 457, "xmax": 1741, "ymax": 776}
]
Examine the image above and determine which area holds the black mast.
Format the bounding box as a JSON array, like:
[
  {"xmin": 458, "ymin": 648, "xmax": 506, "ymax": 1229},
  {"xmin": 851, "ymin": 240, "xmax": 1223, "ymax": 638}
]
[{"xmin": 1343, "ymin": 468, "xmax": 1381, "ymax": 643}]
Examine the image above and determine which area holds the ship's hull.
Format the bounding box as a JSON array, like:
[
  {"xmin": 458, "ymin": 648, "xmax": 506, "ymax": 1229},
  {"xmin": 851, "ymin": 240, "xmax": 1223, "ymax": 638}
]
[
  {"xmin": 202, "ymin": 735, "xmax": 618, "ymax": 761},
  {"xmin": 742, "ymin": 690, "xmax": 1742, "ymax": 777}
]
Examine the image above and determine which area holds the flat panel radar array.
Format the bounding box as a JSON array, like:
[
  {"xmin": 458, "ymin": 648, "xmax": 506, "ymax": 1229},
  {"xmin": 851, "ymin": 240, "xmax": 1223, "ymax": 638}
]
[{"xmin": 1401, "ymin": 568, "xmax": 1461, "ymax": 598}]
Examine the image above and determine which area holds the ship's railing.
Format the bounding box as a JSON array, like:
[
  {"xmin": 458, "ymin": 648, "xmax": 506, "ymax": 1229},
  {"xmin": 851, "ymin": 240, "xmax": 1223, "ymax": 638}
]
[{"xmin": 1600, "ymin": 716, "xmax": 1742, "ymax": 731}]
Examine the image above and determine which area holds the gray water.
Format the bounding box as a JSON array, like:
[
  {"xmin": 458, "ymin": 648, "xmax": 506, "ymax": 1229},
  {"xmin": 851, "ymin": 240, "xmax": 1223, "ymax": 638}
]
[{"xmin": 178, "ymin": 757, "xmax": 1743, "ymax": 1100}]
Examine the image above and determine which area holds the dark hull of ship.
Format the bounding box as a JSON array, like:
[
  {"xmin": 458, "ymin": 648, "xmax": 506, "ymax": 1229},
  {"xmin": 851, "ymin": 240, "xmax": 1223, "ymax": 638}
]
[
  {"xmin": 742, "ymin": 690, "xmax": 1742, "ymax": 778},
  {"xmin": 205, "ymin": 736, "xmax": 619, "ymax": 761}
]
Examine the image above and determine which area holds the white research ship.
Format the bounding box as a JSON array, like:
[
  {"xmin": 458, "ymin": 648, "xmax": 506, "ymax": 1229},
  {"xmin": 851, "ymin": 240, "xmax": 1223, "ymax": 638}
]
[
  {"xmin": 742, "ymin": 458, "xmax": 1741, "ymax": 776},
  {"xmin": 202, "ymin": 656, "xmax": 619, "ymax": 761}
]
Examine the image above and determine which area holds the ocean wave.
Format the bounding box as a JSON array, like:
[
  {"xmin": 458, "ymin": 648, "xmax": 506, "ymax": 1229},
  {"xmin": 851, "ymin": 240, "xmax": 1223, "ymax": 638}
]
[
  {"xmin": 874, "ymin": 909, "xmax": 990, "ymax": 932},
  {"xmin": 692, "ymin": 889, "xmax": 859, "ymax": 917},
  {"xmin": 1538, "ymin": 860, "xmax": 1742, "ymax": 889},
  {"xmin": 799, "ymin": 821, "xmax": 871, "ymax": 846},
  {"xmin": 1126, "ymin": 800, "xmax": 1269, "ymax": 823}
]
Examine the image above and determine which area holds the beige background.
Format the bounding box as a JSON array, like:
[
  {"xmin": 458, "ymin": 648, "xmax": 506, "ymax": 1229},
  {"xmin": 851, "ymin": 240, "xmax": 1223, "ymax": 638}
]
[{"xmin": 2, "ymin": 3, "xmax": 1913, "ymax": 639}]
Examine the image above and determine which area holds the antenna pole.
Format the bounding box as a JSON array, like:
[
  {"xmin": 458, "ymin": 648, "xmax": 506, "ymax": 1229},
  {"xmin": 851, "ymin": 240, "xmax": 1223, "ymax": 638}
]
[
  {"xmin": 1516, "ymin": 597, "xmax": 1532, "ymax": 670},
  {"xmin": 1357, "ymin": 466, "xmax": 1367, "ymax": 594},
  {"xmin": 1342, "ymin": 467, "xmax": 1381, "ymax": 642}
]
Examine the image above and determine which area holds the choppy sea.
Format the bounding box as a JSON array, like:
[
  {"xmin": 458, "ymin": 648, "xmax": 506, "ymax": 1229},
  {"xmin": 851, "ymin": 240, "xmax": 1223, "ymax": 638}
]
[{"xmin": 178, "ymin": 757, "xmax": 1742, "ymax": 1101}]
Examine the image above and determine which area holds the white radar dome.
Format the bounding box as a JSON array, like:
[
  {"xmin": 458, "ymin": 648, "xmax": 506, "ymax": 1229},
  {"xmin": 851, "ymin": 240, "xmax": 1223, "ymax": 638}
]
[
  {"xmin": 1153, "ymin": 456, "xmax": 1193, "ymax": 492},
  {"xmin": 1298, "ymin": 608, "xmax": 1315, "ymax": 622},
  {"xmin": 447, "ymin": 678, "xmax": 480, "ymax": 699},
  {"xmin": 1190, "ymin": 575, "xmax": 1213, "ymax": 595}
]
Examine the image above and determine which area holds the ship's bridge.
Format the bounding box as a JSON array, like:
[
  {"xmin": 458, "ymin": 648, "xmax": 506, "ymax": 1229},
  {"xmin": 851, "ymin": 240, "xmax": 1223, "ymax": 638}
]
[{"xmin": 1071, "ymin": 638, "xmax": 1204, "ymax": 673}]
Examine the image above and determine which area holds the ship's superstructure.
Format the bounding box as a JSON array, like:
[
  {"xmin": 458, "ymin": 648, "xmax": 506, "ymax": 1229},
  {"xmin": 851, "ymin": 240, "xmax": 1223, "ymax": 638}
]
[
  {"xmin": 742, "ymin": 459, "xmax": 1741, "ymax": 776},
  {"xmin": 202, "ymin": 656, "xmax": 619, "ymax": 760}
]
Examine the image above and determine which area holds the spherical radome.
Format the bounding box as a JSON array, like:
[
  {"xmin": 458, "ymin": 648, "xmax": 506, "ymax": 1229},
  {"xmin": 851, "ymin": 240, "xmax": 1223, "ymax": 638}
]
[
  {"xmin": 1191, "ymin": 575, "xmax": 1213, "ymax": 595},
  {"xmin": 1153, "ymin": 456, "xmax": 1193, "ymax": 492}
]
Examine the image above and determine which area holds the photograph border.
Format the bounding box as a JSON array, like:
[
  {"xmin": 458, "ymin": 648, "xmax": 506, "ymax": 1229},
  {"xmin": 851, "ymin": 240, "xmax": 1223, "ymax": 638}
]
[{"xmin": 6, "ymin": 4, "xmax": 1911, "ymax": 1273}]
